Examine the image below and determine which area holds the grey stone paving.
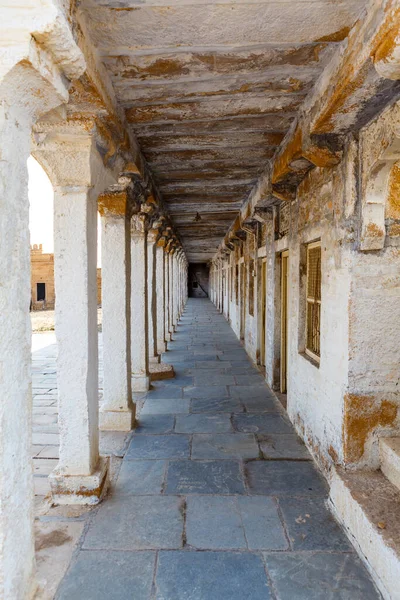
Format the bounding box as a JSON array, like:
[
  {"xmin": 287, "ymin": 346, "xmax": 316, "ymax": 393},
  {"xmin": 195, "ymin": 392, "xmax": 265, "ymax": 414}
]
[{"xmin": 56, "ymin": 299, "xmax": 381, "ymax": 599}]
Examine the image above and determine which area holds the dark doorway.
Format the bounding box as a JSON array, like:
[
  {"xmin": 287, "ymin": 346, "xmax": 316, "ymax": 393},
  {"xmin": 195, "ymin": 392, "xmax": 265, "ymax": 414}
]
[
  {"xmin": 36, "ymin": 282, "xmax": 46, "ymax": 302},
  {"xmin": 188, "ymin": 263, "xmax": 209, "ymax": 298}
]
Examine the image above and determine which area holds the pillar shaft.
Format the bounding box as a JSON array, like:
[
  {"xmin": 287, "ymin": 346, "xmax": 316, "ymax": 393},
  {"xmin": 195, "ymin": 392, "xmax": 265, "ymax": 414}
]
[
  {"xmin": 100, "ymin": 212, "xmax": 134, "ymax": 431},
  {"xmin": 147, "ymin": 232, "xmax": 159, "ymax": 363},
  {"xmin": 0, "ymin": 104, "xmax": 35, "ymax": 599},
  {"xmin": 131, "ymin": 218, "xmax": 150, "ymax": 392},
  {"xmin": 164, "ymin": 250, "xmax": 171, "ymax": 343},
  {"xmin": 156, "ymin": 244, "xmax": 167, "ymax": 353},
  {"xmin": 168, "ymin": 252, "xmax": 174, "ymax": 336},
  {"xmin": 54, "ymin": 187, "xmax": 98, "ymax": 475}
]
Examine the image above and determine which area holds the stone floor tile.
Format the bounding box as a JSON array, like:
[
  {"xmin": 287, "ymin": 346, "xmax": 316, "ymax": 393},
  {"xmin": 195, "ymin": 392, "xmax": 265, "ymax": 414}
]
[
  {"xmin": 234, "ymin": 375, "xmax": 266, "ymax": 386},
  {"xmin": 194, "ymin": 373, "xmax": 235, "ymax": 386},
  {"xmin": 156, "ymin": 551, "xmax": 272, "ymax": 600},
  {"xmin": 259, "ymin": 433, "xmax": 311, "ymax": 460},
  {"xmin": 233, "ymin": 413, "xmax": 291, "ymax": 434},
  {"xmin": 166, "ymin": 460, "xmax": 245, "ymax": 494},
  {"xmin": 83, "ymin": 495, "xmax": 184, "ymax": 550},
  {"xmin": 135, "ymin": 415, "xmax": 175, "ymax": 434},
  {"xmin": 195, "ymin": 360, "xmax": 231, "ymax": 368},
  {"xmin": 56, "ymin": 551, "xmax": 155, "ymax": 600},
  {"xmin": 192, "ymin": 433, "xmax": 259, "ymax": 460},
  {"xmin": 175, "ymin": 413, "xmax": 232, "ymax": 433},
  {"xmin": 114, "ymin": 460, "xmax": 166, "ymax": 495},
  {"xmin": 245, "ymin": 461, "xmax": 329, "ymax": 496},
  {"xmin": 125, "ymin": 434, "xmax": 190, "ymax": 460},
  {"xmin": 263, "ymin": 552, "xmax": 380, "ymax": 599},
  {"xmin": 186, "ymin": 496, "xmax": 246, "ymax": 549},
  {"xmin": 238, "ymin": 496, "xmax": 288, "ymax": 550},
  {"xmin": 141, "ymin": 398, "xmax": 190, "ymax": 415},
  {"xmin": 190, "ymin": 396, "xmax": 242, "ymax": 413},
  {"xmin": 184, "ymin": 385, "xmax": 229, "ymax": 399},
  {"xmin": 145, "ymin": 386, "xmax": 183, "ymax": 400},
  {"xmin": 279, "ymin": 497, "xmax": 354, "ymax": 551}
]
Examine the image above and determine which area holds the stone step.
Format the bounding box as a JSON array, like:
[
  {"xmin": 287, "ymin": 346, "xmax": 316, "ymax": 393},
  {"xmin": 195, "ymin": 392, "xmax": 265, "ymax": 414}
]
[
  {"xmin": 379, "ymin": 437, "xmax": 400, "ymax": 491},
  {"xmin": 329, "ymin": 467, "xmax": 400, "ymax": 600}
]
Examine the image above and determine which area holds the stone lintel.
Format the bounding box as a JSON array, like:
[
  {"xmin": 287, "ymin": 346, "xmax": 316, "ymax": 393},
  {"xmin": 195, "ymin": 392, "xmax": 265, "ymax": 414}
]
[{"xmin": 49, "ymin": 457, "xmax": 109, "ymax": 506}]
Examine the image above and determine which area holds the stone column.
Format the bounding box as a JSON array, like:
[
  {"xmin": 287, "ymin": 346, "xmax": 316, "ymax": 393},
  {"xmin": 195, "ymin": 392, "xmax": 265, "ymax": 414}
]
[
  {"xmin": 98, "ymin": 187, "xmax": 134, "ymax": 431},
  {"xmin": 0, "ymin": 11, "xmax": 85, "ymax": 596},
  {"xmin": 147, "ymin": 227, "xmax": 160, "ymax": 364},
  {"xmin": 156, "ymin": 236, "xmax": 167, "ymax": 354},
  {"xmin": 164, "ymin": 245, "xmax": 171, "ymax": 343},
  {"xmin": 131, "ymin": 213, "xmax": 150, "ymax": 392},
  {"xmin": 168, "ymin": 247, "xmax": 175, "ymax": 336},
  {"xmin": 172, "ymin": 250, "xmax": 179, "ymax": 329},
  {"xmin": 49, "ymin": 135, "xmax": 109, "ymax": 504}
]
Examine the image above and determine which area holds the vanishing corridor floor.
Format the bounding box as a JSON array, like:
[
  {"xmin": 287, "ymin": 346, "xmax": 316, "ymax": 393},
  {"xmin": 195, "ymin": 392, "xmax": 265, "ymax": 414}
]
[{"xmin": 56, "ymin": 299, "xmax": 380, "ymax": 599}]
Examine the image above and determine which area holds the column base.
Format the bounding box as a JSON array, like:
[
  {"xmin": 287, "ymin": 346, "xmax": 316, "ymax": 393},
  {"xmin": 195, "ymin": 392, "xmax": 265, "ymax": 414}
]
[
  {"xmin": 157, "ymin": 340, "xmax": 167, "ymax": 354},
  {"xmin": 49, "ymin": 457, "xmax": 109, "ymax": 505},
  {"xmin": 149, "ymin": 354, "xmax": 161, "ymax": 364},
  {"xmin": 150, "ymin": 362, "xmax": 175, "ymax": 381},
  {"xmin": 132, "ymin": 374, "xmax": 150, "ymax": 392},
  {"xmin": 165, "ymin": 332, "xmax": 172, "ymax": 342},
  {"xmin": 99, "ymin": 408, "xmax": 135, "ymax": 431}
]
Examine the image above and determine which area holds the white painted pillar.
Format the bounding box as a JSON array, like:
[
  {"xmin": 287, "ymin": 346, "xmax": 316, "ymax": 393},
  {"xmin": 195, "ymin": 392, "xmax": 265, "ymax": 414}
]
[
  {"xmin": 156, "ymin": 242, "xmax": 167, "ymax": 353},
  {"xmin": 164, "ymin": 248, "xmax": 171, "ymax": 343},
  {"xmin": 172, "ymin": 252, "xmax": 179, "ymax": 329},
  {"xmin": 0, "ymin": 103, "xmax": 36, "ymax": 600},
  {"xmin": 99, "ymin": 201, "xmax": 134, "ymax": 431},
  {"xmin": 147, "ymin": 230, "xmax": 160, "ymax": 363},
  {"xmin": 168, "ymin": 250, "xmax": 175, "ymax": 336},
  {"xmin": 131, "ymin": 215, "xmax": 150, "ymax": 392},
  {"xmin": 50, "ymin": 178, "xmax": 108, "ymax": 503}
]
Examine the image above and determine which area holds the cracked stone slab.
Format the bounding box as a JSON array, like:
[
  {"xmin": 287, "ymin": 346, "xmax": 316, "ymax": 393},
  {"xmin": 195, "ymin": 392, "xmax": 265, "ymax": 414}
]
[
  {"xmin": 191, "ymin": 433, "xmax": 259, "ymax": 460},
  {"xmin": 114, "ymin": 460, "xmax": 166, "ymax": 496},
  {"xmin": 245, "ymin": 461, "xmax": 328, "ymax": 497},
  {"xmin": 166, "ymin": 460, "xmax": 245, "ymax": 495},
  {"xmin": 278, "ymin": 497, "xmax": 353, "ymax": 552},
  {"xmin": 156, "ymin": 551, "xmax": 272, "ymax": 600},
  {"xmin": 233, "ymin": 414, "xmax": 291, "ymax": 433},
  {"xmin": 263, "ymin": 552, "xmax": 380, "ymax": 599},
  {"xmin": 175, "ymin": 413, "xmax": 232, "ymax": 433},
  {"xmin": 125, "ymin": 434, "xmax": 190, "ymax": 460},
  {"xmin": 83, "ymin": 495, "xmax": 184, "ymax": 550},
  {"xmin": 56, "ymin": 551, "xmax": 155, "ymax": 600},
  {"xmin": 259, "ymin": 433, "xmax": 311, "ymax": 460}
]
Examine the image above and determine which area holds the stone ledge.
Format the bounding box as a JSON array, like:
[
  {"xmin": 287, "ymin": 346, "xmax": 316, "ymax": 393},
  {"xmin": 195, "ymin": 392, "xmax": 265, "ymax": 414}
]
[
  {"xmin": 329, "ymin": 467, "xmax": 400, "ymax": 600},
  {"xmin": 150, "ymin": 362, "xmax": 175, "ymax": 382}
]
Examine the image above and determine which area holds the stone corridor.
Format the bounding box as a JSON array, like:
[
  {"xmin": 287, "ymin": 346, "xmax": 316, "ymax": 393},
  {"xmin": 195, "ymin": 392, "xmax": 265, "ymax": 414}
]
[{"xmin": 55, "ymin": 299, "xmax": 379, "ymax": 599}]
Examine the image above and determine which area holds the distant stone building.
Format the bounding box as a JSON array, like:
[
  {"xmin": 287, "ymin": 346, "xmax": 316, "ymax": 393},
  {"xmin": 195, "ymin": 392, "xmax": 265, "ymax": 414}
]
[
  {"xmin": 30, "ymin": 244, "xmax": 55, "ymax": 310},
  {"xmin": 31, "ymin": 244, "xmax": 102, "ymax": 310}
]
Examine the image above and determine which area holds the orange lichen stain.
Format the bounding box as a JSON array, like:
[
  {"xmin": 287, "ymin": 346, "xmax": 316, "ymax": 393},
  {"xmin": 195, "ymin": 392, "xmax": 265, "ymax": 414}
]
[
  {"xmin": 364, "ymin": 222, "xmax": 385, "ymax": 239},
  {"xmin": 387, "ymin": 163, "xmax": 400, "ymax": 219},
  {"xmin": 98, "ymin": 192, "xmax": 127, "ymax": 217},
  {"xmin": 303, "ymin": 143, "xmax": 341, "ymax": 168},
  {"xmin": 328, "ymin": 445, "xmax": 339, "ymax": 464},
  {"xmin": 388, "ymin": 222, "xmax": 400, "ymax": 237},
  {"xmin": 343, "ymin": 394, "xmax": 398, "ymax": 463},
  {"xmin": 315, "ymin": 27, "xmax": 351, "ymax": 43},
  {"xmin": 272, "ymin": 126, "xmax": 303, "ymax": 184},
  {"xmin": 371, "ymin": 7, "xmax": 400, "ymax": 65}
]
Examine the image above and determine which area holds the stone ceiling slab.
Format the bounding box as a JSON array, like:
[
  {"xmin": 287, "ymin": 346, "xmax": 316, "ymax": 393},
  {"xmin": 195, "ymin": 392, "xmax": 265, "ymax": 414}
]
[{"xmin": 79, "ymin": 0, "xmax": 366, "ymax": 261}]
